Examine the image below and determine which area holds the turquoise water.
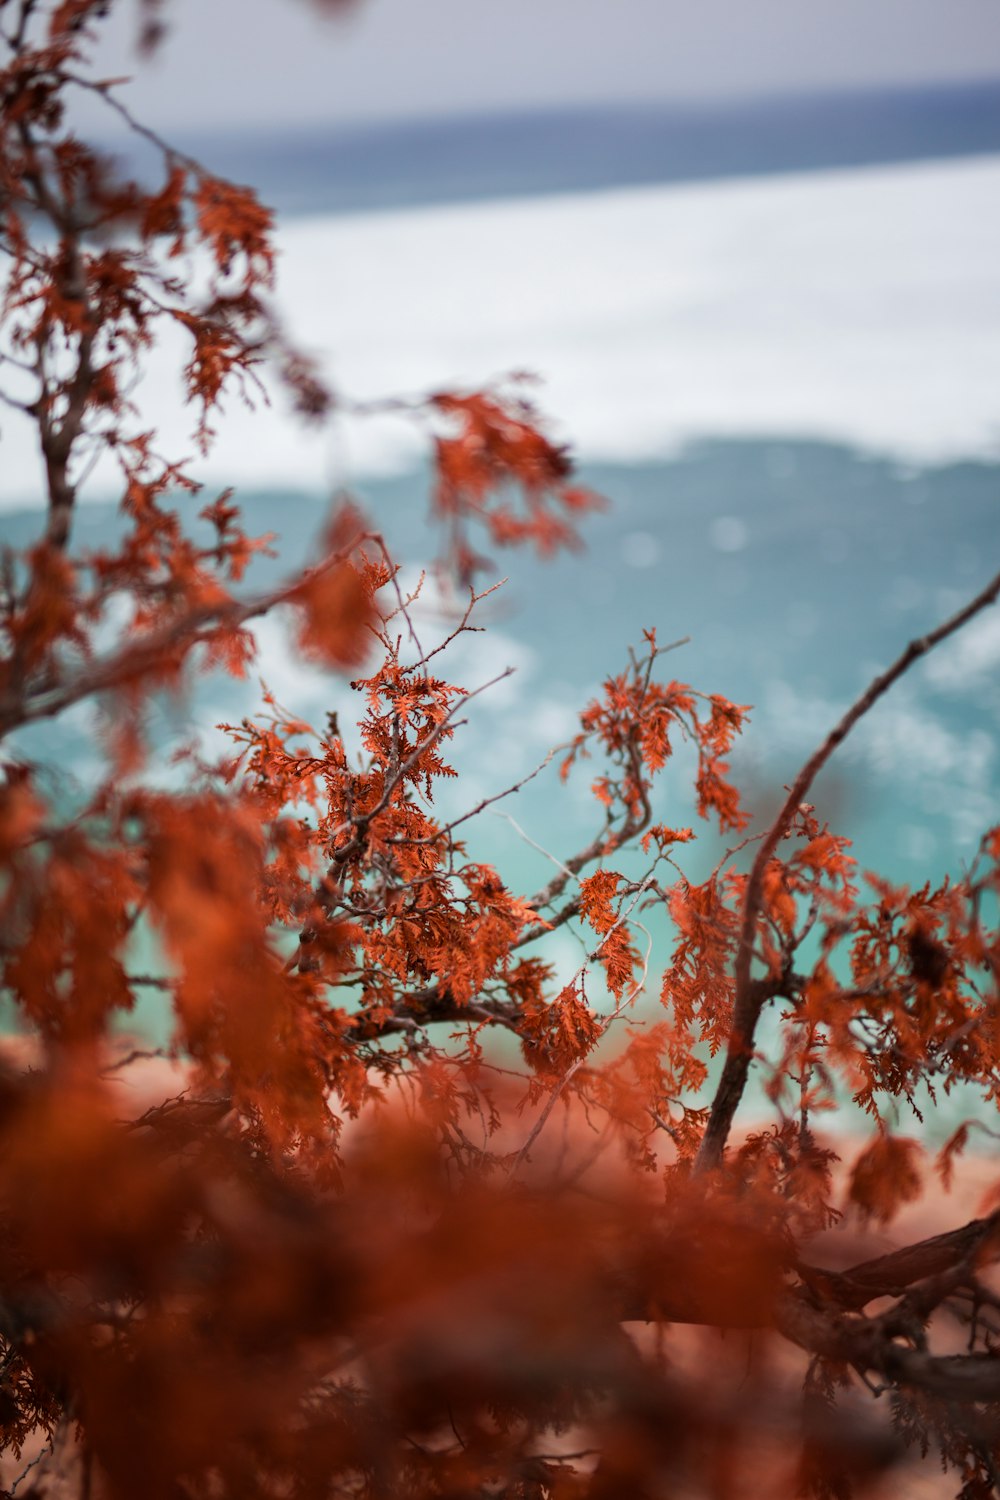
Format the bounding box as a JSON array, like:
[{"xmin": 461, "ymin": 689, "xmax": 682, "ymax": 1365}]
[
  {"xmin": 9, "ymin": 435, "xmax": 997, "ymax": 885},
  {"xmin": 7, "ymin": 438, "xmax": 998, "ymax": 1044},
  {"xmin": 5, "ymin": 81, "xmax": 1000, "ymax": 1120},
  {"xmin": 3, "ymin": 413, "xmax": 998, "ymax": 1144}
]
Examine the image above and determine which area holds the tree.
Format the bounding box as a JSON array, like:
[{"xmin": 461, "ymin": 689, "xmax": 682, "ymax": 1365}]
[{"xmin": 1, "ymin": 4, "xmax": 1000, "ymax": 1497}]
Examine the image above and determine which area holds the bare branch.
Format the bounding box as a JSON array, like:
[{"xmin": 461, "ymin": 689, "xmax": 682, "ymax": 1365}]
[
  {"xmin": 0, "ymin": 537, "xmax": 370, "ymax": 739},
  {"xmin": 696, "ymin": 565, "xmax": 1000, "ymax": 1172},
  {"xmin": 798, "ymin": 1208, "xmax": 1000, "ymax": 1311}
]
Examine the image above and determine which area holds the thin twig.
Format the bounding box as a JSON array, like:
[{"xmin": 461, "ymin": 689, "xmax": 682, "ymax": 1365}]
[
  {"xmin": 506, "ymin": 1058, "xmax": 586, "ymax": 1178},
  {"xmin": 695, "ymin": 566, "xmax": 1000, "ymax": 1173},
  {"xmin": 0, "ymin": 530, "xmax": 371, "ymax": 737},
  {"xmin": 10, "ymin": 1434, "xmax": 54, "ymax": 1495}
]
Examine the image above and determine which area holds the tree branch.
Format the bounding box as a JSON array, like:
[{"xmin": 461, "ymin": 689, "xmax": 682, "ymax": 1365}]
[
  {"xmin": 0, "ymin": 540, "xmax": 368, "ymax": 739},
  {"xmin": 696, "ymin": 566, "xmax": 1000, "ymax": 1172},
  {"xmin": 798, "ymin": 1207, "xmax": 1000, "ymax": 1311}
]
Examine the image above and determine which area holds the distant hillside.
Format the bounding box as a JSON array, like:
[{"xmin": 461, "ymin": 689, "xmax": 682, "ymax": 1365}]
[{"xmin": 158, "ymin": 80, "xmax": 1000, "ymax": 218}]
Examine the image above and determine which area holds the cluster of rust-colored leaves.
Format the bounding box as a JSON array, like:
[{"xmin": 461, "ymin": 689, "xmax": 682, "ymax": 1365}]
[{"xmin": 2, "ymin": 4, "xmax": 1000, "ymax": 1498}]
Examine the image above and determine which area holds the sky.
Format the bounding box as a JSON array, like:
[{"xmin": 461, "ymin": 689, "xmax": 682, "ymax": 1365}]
[{"xmin": 84, "ymin": 0, "xmax": 1000, "ymax": 134}]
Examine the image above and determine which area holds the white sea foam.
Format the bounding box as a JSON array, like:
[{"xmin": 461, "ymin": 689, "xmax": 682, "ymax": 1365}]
[{"xmin": 2, "ymin": 154, "xmax": 1000, "ymax": 512}]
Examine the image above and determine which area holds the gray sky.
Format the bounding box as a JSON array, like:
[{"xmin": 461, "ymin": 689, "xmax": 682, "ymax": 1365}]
[{"xmin": 85, "ymin": 0, "xmax": 1000, "ymax": 134}]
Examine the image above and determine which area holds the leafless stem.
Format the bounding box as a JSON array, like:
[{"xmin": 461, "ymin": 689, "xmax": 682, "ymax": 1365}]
[
  {"xmin": 696, "ymin": 566, "xmax": 1000, "ymax": 1172},
  {"xmin": 0, "ymin": 532, "xmax": 370, "ymax": 739}
]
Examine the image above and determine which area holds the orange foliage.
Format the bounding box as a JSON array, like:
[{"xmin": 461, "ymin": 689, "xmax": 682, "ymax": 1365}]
[
  {"xmin": 848, "ymin": 1135, "xmax": 924, "ymax": 1225},
  {"xmin": 1, "ymin": 8, "xmax": 1000, "ymax": 1500}
]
